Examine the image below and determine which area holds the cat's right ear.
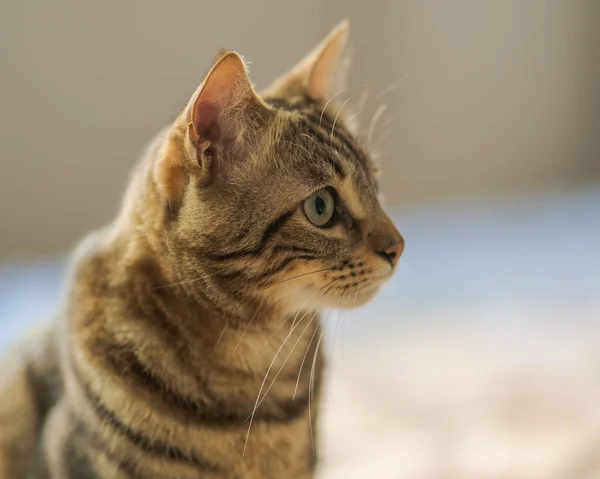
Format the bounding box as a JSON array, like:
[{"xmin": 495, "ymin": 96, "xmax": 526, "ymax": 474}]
[
  {"xmin": 157, "ymin": 51, "xmax": 270, "ymax": 199},
  {"xmin": 262, "ymin": 20, "xmax": 350, "ymax": 112}
]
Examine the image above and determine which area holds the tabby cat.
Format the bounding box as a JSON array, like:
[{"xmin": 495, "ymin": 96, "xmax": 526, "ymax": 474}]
[{"xmin": 0, "ymin": 20, "xmax": 403, "ymax": 479}]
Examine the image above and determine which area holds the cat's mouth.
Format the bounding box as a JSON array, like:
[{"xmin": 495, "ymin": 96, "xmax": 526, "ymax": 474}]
[
  {"xmin": 327, "ymin": 275, "xmax": 390, "ymax": 308},
  {"xmin": 301, "ymin": 269, "xmax": 392, "ymax": 309},
  {"xmin": 263, "ymin": 258, "xmax": 395, "ymax": 312}
]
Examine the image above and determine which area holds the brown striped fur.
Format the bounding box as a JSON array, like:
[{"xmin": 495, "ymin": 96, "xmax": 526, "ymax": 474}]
[{"xmin": 0, "ymin": 20, "xmax": 403, "ymax": 478}]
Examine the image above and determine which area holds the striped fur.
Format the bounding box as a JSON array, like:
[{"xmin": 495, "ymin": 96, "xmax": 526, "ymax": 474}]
[{"xmin": 0, "ymin": 20, "xmax": 403, "ymax": 478}]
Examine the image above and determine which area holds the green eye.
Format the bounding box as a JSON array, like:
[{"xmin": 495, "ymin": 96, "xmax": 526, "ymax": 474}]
[{"xmin": 303, "ymin": 189, "xmax": 335, "ymax": 227}]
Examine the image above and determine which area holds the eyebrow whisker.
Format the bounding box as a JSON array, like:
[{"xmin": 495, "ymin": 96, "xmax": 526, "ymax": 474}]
[{"xmin": 331, "ymin": 98, "xmax": 350, "ymax": 142}]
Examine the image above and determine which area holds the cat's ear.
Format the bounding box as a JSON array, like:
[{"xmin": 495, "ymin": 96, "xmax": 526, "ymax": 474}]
[
  {"xmin": 158, "ymin": 51, "xmax": 270, "ymax": 197},
  {"xmin": 186, "ymin": 51, "xmax": 268, "ymax": 176},
  {"xmin": 263, "ymin": 20, "xmax": 350, "ymax": 107}
]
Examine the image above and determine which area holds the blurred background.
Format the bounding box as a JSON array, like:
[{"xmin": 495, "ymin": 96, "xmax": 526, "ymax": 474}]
[{"xmin": 1, "ymin": 1, "xmax": 600, "ymax": 478}]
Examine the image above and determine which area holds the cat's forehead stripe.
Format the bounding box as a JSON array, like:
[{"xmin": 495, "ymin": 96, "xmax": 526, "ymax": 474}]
[
  {"xmin": 266, "ymin": 97, "xmax": 370, "ymax": 175},
  {"xmin": 297, "ymin": 116, "xmax": 359, "ymax": 171},
  {"xmin": 296, "ymin": 109, "xmax": 367, "ymax": 168},
  {"xmin": 296, "ymin": 118, "xmax": 347, "ymax": 177}
]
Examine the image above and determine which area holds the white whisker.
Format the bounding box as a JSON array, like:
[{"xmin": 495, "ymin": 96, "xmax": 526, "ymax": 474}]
[
  {"xmin": 265, "ymin": 267, "xmax": 333, "ymax": 290},
  {"xmin": 357, "ymin": 86, "xmax": 371, "ymax": 114},
  {"xmin": 243, "ymin": 298, "xmax": 318, "ymax": 455},
  {"xmin": 346, "ymin": 112, "xmax": 360, "ymax": 124},
  {"xmin": 375, "ymin": 81, "xmax": 398, "ymax": 99},
  {"xmin": 270, "ymin": 289, "xmax": 316, "ymax": 345},
  {"xmin": 329, "ymin": 311, "xmax": 342, "ymax": 403},
  {"xmin": 272, "ymin": 279, "xmax": 318, "ymax": 303},
  {"xmin": 331, "ymin": 98, "xmax": 350, "ymax": 141},
  {"xmin": 252, "ymin": 313, "xmax": 317, "ymax": 414},
  {"xmin": 293, "ymin": 318, "xmax": 321, "ymax": 400},
  {"xmin": 234, "ymin": 296, "xmax": 266, "ymax": 353},
  {"xmin": 213, "ymin": 322, "xmax": 229, "ymax": 351},
  {"xmin": 300, "ymin": 133, "xmax": 320, "ymax": 148},
  {"xmin": 278, "ymin": 139, "xmax": 313, "ymax": 157},
  {"xmin": 320, "ymin": 90, "xmax": 347, "ymax": 126},
  {"xmin": 266, "ymin": 315, "xmax": 293, "ymax": 345},
  {"xmin": 308, "ymin": 321, "xmax": 326, "ymax": 456},
  {"xmin": 367, "ymin": 104, "xmax": 388, "ymax": 151}
]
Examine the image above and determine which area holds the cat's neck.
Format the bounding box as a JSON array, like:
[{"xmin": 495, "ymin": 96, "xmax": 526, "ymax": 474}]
[
  {"xmin": 69, "ymin": 228, "xmax": 320, "ymax": 380},
  {"xmin": 65, "ymin": 230, "xmax": 322, "ymax": 467}
]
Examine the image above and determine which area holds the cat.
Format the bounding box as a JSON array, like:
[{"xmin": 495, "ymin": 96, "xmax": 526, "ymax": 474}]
[{"xmin": 0, "ymin": 20, "xmax": 403, "ymax": 479}]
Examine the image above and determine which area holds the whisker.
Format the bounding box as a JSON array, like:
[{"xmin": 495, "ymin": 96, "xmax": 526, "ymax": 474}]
[
  {"xmin": 272, "ymin": 279, "xmax": 318, "ymax": 303},
  {"xmin": 374, "ymin": 73, "xmax": 409, "ymax": 100},
  {"xmin": 357, "ymin": 86, "xmax": 371, "ymax": 116},
  {"xmin": 264, "ymin": 268, "xmax": 333, "ymax": 289},
  {"xmin": 367, "ymin": 104, "xmax": 388, "ymax": 152},
  {"xmin": 266, "ymin": 306, "xmax": 314, "ymax": 347},
  {"xmin": 270, "ymin": 290, "xmax": 315, "ymax": 345},
  {"xmin": 251, "ymin": 313, "xmax": 317, "ymax": 414},
  {"xmin": 319, "ymin": 277, "xmax": 340, "ymax": 293},
  {"xmin": 330, "ymin": 98, "xmax": 350, "ymax": 141},
  {"xmin": 254, "ymin": 278, "xmax": 327, "ymax": 414},
  {"xmin": 300, "ymin": 133, "xmax": 320, "ymax": 148},
  {"xmin": 234, "ymin": 296, "xmax": 266, "ymax": 353},
  {"xmin": 291, "ymin": 306, "xmax": 310, "ymax": 330},
  {"xmin": 308, "ymin": 318, "xmax": 327, "ymax": 456},
  {"xmin": 321, "ymin": 276, "xmax": 341, "ymax": 296},
  {"xmin": 243, "ymin": 302, "xmax": 315, "ymax": 455},
  {"xmin": 329, "ymin": 311, "xmax": 342, "ymax": 403},
  {"xmin": 320, "ymin": 89, "xmax": 347, "ymax": 127},
  {"xmin": 375, "ymin": 81, "xmax": 398, "ymax": 99},
  {"xmin": 293, "ymin": 316, "xmax": 321, "ymax": 400},
  {"xmin": 346, "ymin": 111, "xmax": 360, "ymax": 124},
  {"xmin": 341, "ymin": 311, "xmax": 347, "ymax": 372},
  {"xmin": 213, "ymin": 322, "xmax": 229, "ymax": 351},
  {"xmin": 277, "ymin": 139, "xmax": 313, "ymax": 157},
  {"xmin": 309, "ymin": 330, "xmax": 325, "ymax": 404},
  {"xmin": 341, "ymin": 297, "xmax": 358, "ymax": 385},
  {"xmin": 266, "ymin": 315, "xmax": 293, "ymax": 345},
  {"xmin": 348, "ymin": 85, "xmax": 371, "ymax": 134}
]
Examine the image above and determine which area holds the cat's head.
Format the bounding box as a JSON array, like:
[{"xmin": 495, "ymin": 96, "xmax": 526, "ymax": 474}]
[{"xmin": 151, "ymin": 20, "xmax": 403, "ymax": 316}]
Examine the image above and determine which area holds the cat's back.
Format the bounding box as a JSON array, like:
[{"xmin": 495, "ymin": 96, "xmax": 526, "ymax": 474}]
[
  {"xmin": 0, "ymin": 226, "xmax": 112, "ymax": 479},
  {"xmin": 0, "ymin": 322, "xmax": 62, "ymax": 479}
]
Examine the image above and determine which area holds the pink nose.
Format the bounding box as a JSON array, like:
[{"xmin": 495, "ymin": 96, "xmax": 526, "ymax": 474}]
[
  {"xmin": 375, "ymin": 235, "xmax": 404, "ymax": 267},
  {"xmin": 368, "ymin": 210, "xmax": 404, "ymax": 268}
]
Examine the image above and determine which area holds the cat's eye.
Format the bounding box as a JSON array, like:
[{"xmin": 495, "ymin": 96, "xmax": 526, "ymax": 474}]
[{"xmin": 303, "ymin": 189, "xmax": 336, "ymax": 227}]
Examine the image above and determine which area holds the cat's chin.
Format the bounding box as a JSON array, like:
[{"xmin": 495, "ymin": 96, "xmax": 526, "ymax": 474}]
[
  {"xmin": 331, "ymin": 285, "xmax": 382, "ymax": 309},
  {"xmin": 288, "ymin": 283, "xmax": 382, "ymax": 311}
]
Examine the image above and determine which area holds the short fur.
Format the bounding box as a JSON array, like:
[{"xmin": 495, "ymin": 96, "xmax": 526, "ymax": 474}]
[{"xmin": 0, "ymin": 20, "xmax": 403, "ymax": 479}]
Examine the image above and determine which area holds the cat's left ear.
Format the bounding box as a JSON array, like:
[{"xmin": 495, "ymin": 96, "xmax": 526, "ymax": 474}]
[
  {"xmin": 263, "ymin": 20, "xmax": 350, "ymax": 110},
  {"xmin": 185, "ymin": 51, "xmax": 270, "ymax": 178},
  {"xmin": 158, "ymin": 51, "xmax": 270, "ymax": 198}
]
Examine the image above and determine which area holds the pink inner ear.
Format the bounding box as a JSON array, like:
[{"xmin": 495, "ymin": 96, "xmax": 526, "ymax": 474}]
[{"xmin": 193, "ymin": 101, "xmax": 222, "ymax": 144}]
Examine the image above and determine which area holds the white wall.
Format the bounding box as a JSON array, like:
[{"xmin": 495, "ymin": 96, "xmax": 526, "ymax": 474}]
[{"xmin": 1, "ymin": 0, "xmax": 598, "ymax": 256}]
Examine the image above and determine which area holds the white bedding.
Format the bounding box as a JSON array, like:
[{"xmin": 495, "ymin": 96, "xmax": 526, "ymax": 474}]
[
  {"xmin": 1, "ymin": 187, "xmax": 599, "ymax": 478},
  {"xmin": 318, "ymin": 187, "xmax": 600, "ymax": 478}
]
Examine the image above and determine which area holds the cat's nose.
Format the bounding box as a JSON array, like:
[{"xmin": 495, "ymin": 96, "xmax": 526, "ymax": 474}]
[
  {"xmin": 368, "ymin": 210, "xmax": 404, "ymax": 268},
  {"xmin": 375, "ymin": 235, "xmax": 404, "ymax": 267}
]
